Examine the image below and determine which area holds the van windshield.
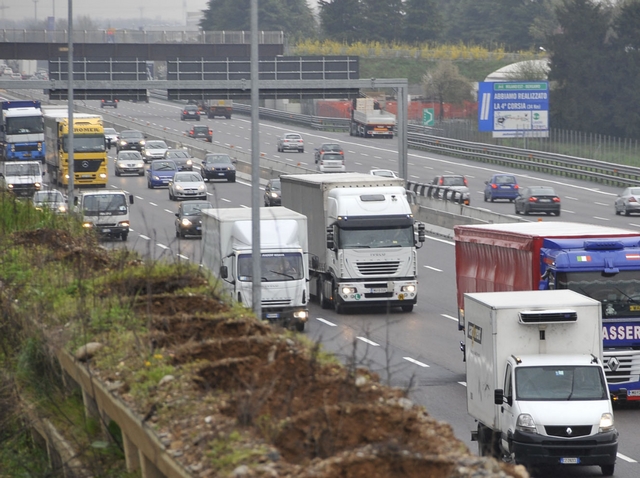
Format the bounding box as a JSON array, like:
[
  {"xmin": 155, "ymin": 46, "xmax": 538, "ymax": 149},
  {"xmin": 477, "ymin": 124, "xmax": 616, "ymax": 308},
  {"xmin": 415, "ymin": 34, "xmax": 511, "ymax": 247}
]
[
  {"xmin": 83, "ymin": 194, "xmax": 127, "ymax": 216},
  {"xmin": 515, "ymin": 365, "xmax": 607, "ymax": 401},
  {"xmin": 5, "ymin": 163, "xmax": 40, "ymax": 176}
]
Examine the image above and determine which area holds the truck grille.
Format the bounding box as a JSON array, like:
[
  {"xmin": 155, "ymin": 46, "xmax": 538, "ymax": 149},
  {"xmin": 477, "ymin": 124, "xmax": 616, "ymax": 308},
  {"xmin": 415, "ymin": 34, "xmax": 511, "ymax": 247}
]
[
  {"xmin": 356, "ymin": 261, "xmax": 399, "ymax": 275},
  {"xmin": 603, "ymin": 352, "xmax": 640, "ymax": 383},
  {"xmin": 262, "ymin": 299, "xmax": 291, "ymax": 307},
  {"xmin": 14, "ymin": 144, "xmax": 39, "ymax": 152},
  {"xmin": 544, "ymin": 426, "xmax": 592, "ymax": 438}
]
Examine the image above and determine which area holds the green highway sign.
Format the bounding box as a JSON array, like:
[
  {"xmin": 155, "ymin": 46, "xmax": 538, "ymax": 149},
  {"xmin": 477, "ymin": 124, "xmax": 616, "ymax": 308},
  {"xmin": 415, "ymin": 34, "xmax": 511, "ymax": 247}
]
[{"xmin": 422, "ymin": 108, "xmax": 434, "ymax": 126}]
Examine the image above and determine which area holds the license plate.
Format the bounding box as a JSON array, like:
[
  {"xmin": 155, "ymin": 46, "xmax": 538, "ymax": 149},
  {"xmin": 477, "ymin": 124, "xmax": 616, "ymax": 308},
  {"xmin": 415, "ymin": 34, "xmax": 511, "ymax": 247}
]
[
  {"xmin": 560, "ymin": 458, "xmax": 580, "ymax": 464},
  {"xmin": 628, "ymin": 389, "xmax": 640, "ymax": 396},
  {"xmin": 102, "ymin": 229, "xmax": 111, "ymax": 233},
  {"xmin": 265, "ymin": 313, "xmax": 280, "ymax": 319},
  {"xmin": 217, "ymin": 173, "xmax": 225, "ymax": 176},
  {"xmin": 500, "ymin": 185, "xmax": 511, "ymax": 189},
  {"xmin": 539, "ymin": 198, "xmax": 551, "ymax": 202},
  {"xmin": 370, "ymin": 287, "xmax": 387, "ymax": 293},
  {"xmin": 81, "ymin": 174, "xmax": 92, "ymax": 178}
]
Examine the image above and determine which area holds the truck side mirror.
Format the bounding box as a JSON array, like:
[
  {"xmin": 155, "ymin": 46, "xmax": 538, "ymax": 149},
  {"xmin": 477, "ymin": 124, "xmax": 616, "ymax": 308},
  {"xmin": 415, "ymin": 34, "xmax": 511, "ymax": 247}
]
[
  {"xmin": 326, "ymin": 226, "xmax": 335, "ymax": 250},
  {"xmin": 418, "ymin": 223, "xmax": 426, "ymax": 243},
  {"xmin": 129, "ymin": 194, "xmax": 134, "ymax": 205},
  {"xmin": 220, "ymin": 266, "xmax": 228, "ymax": 279},
  {"xmin": 311, "ymin": 255, "xmax": 319, "ymax": 269},
  {"xmin": 494, "ymin": 389, "xmax": 504, "ymax": 405},
  {"xmin": 73, "ymin": 196, "xmax": 78, "ymax": 206}
]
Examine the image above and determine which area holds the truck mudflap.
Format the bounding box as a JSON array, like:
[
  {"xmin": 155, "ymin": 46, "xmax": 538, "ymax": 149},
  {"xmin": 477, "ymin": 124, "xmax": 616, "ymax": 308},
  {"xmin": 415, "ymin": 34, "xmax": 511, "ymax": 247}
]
[{"xmin": 510, "ymin": 429, "xmax": 618, "ymax": 468}]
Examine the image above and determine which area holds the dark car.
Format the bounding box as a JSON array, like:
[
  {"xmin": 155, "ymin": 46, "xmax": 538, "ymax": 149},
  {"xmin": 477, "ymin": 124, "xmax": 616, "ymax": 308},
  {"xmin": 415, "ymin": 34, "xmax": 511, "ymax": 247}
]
[
  {"xmin": 146, "ymin": 159, "xmax": 178, "ymax": 188},
  {"xmin": 515, "ymin": 186, "xmax": 561, "ymax": 216},
  {"xmin": 175, "ymin": 200, "xmax": 213, "ymax": 238},
  {"xmin": 264, "ymin": 178, "xmax": 281, "ymax": 207},
  {"xmin": 187, "ymin": 125, "xmax": 212, "ymax": 142},
  {"xmin": 101, "ymin": 98, "xmax": 118, "ymax": 108},
  {"xmin": 201, "ymin": 153, "xmax": 236, "ymax": 182},
  {"xmin": 116, "ymin": 130, "xmax": 146, "ymax": 153},
  {"xmin": 484, "ymin": 174, "xmax": 519, "ymax": 202},
  {"xmin": 164, "ymin": 149, "xmax": 194, "ymax": 171},
  {"xmin": 180, "ymin": 105, "xmax": 200, "ymax": 121},
  {"xmin": 314, "ymin": 143, "xmax": 344, "ymax": 163},
  {"xmin": 615, "ymin": 187, "xmax": 640, "ymax": 216}
]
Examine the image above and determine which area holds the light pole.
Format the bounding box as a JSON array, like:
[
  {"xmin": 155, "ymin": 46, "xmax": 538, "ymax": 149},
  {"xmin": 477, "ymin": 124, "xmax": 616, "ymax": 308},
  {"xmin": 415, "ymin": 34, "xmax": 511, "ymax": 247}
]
[{"xmin": 33, "ymin": 0, "xmax": 39, "ymax": 21}]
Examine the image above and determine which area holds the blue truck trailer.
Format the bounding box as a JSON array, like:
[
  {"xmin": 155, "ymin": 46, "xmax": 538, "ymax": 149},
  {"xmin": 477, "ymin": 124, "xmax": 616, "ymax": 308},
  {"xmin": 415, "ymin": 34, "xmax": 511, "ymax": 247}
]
[
  {"xmin": 0, "ymin": 100, "xmax": 45, "ymax": 162},
  {"xmin": 455, "ymin": 221, "xmax": 640, "ymax": 401}
]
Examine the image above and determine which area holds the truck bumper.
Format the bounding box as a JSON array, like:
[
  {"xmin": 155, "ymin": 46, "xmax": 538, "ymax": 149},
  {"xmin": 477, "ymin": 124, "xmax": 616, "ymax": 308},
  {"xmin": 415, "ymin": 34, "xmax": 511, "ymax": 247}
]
[
  {"xmin": 334, "ymin": 279, "xmax": 417, "ymax": 309},
  {"xmin": 511, "ymin": 429, "xmax": 618, "ymax": 467}
]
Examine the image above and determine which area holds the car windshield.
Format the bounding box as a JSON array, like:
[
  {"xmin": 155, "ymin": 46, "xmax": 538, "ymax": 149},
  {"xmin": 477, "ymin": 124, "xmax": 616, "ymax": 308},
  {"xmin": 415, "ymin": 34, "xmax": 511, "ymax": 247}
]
[
  {"xmin": 167, "ymin": 151, "xmax": 189, "ymax": 159},
  {"xmin": 120, "ymin": 131, "xmax": 143, "ymax": 139},
  {"xmin": 442, "ymin": 177, "xmax": 465, "ymax": 186},
  {"xmin": 516, "ymin": 366, "xmax": 607, "ymax": 401},
  {"xmin": 372, "ymin": 170, "xmax": 394, "ymax": 177},
  {"xmin": 629, "ymin": 188, "xmax": 640, "ymax": 195},
  {"xmin": 193, "ymin": 127, "xmax": 208, "ymax": 132},
  {"xmin": 146, "ymin": 141, "xmax": 167, "ymax": 149},
  {"xmin": 182, "ymin": 202, "xmax": 212, "ymax": 215},
  {"xmin": 118, "ymin": 152, "xmax": 141, "ymax": 160},
  {"xmin": 338, "ymin": 226, "xmax": 414, "ymax": 249},
  {"xmin": 104, "ymin": 128, "xmax": 117, "ymax": 135},
  {"xmin": 175, "ymin": 173, "xmax": 202, "ymax": 182},
  {"xmin": 530, "ymin": 187, "xmax": 555, "ymax": 195},
  {"xmin": 34, "ymin": 191, "xmax": 63, "ymax": 203},
  {"xmin": 495, "ymin": 175, "xmax": 516, "ymax": 184},
  {"xmin": 269, "ymin": 180, "xmax": 281, "ymax": 190},
  {"xmin": 322, "ymin": 144, "xmax": 341, "ymax": 151},
  {"xmin": 206, "ymin": 155, "xmax": 231, "ymax": 164},
  {"xmin": 285, "ymin": 134, "xmax": 301, "ymax": 140},
  {"xmin": 322, "ymin": 154, "xmax": 343, "ymax": 161},
  {"xmin": 153, "ymin": 161, "xmax": 177, "ymax": 171}
]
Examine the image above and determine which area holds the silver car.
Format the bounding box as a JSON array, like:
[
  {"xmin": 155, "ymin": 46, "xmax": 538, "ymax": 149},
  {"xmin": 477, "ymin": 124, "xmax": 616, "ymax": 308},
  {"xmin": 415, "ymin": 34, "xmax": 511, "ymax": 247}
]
[
  {"xmin": 615, "ymin": 187, "xmax": 640, "ymax": 216},
  {"xmin": 115, "ymin": 150, "xmax": 145, "ymax": 176},
  {"xmin": 277, "ymin": 132, "xmax": 304, "ymax": 153},
  {"xmin": 104, "ymin": 128, "xmax": 119, "ymax": 149},
  {"xmin": 168, "ymin": 171, "xmax": 207, "ymax": 201},
  {"xmin": 32, "ymin": 189, "xmax": 67, "ymax": 214},
  {"xmin": 317, "ymin": 152, "xmax": 346, "ymax": 173},
  {"xmin": 141, "ymin": 140, "xmax": 169, "ymax": 163}
]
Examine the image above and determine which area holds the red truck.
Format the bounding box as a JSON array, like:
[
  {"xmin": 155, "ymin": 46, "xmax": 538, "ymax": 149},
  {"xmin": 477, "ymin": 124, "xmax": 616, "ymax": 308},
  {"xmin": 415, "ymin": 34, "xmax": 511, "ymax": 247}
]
[{"xmin": 455, "ymin": 221, "xmax": 640, "ymax": 400}]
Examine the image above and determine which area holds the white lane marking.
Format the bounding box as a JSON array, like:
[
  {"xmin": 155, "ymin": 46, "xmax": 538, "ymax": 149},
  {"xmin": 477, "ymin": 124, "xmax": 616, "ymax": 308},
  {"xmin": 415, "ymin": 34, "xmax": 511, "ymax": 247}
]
[
  {"xmin": 149, "ymin": 202, "xmax": 158, "ymax": 206},
  {"xmin": 357, "ymin": 337, "xmax": 379, "ymax": 346},
  {"xmin": 164, "ymin": 209, "xmax": 173, "ymax": 214},
  {"xmin": 441, "ymin": 314, "xmax": 457, "ymax": 322},
  {"xmin": 221, "ymin": 198, "xmax": 232, "ymax": 202},
  {"xmin": 410, "ymin": 175, "xmax": 420, "ymax": 179},
  {"xmin": 135, "ymin": 195, "xmax": 143, "ymax": 200},
  {"xmin": 564, "ymin": 209, "xmax": 575, "ymax": 214},
  {"xmin": 157, "ymin": 244, "xmax": 170, "ymax": 250},
  {"xmin": 628, "ymin": 223, "xmax": 640, "ymax": 228},
  {"xmin": 617, "ymin": 453, "xmax": 637, "ymax": 463},
  {"xmin": 403, "ymin": 357, "xmax": 429, "ymax": 367},
  {"xmin": 593, "ymin": 216, "xmax": 610, "ymax": 221},
  {"xmin": 240, "ymin": 204, "xmax": 249, "ymax": 208},
  {"xmin": 459, "ymin": 382, "xmax": 467, "ymax": 387},
  {"xmin": 316, "ymin": 318, "xmax": 337, "ymax": 326},
  {"xmin": 425, "ymin": 265, "xmax": 442, "ymax": 272},
  {"xmin": 355, "ymin": 161, "xmax": 362, "ymax": 165},
  {"xmin": 423, "ymin": 165, "xmax": 433, "ymax": 169},
  {"xmin": 139, "ymin": 235, "xmax": 150, "ymax": 240},
  {"xmin": 595, "ymin": 202, "xmax": 609, "ymax": 206},
  {"xmin": 177, "ymin": 254, "xmax": 189, "ymax": 260},
  {"xmin": 565, "ymin": 196, "xmax": 578, "ymax": 200}
]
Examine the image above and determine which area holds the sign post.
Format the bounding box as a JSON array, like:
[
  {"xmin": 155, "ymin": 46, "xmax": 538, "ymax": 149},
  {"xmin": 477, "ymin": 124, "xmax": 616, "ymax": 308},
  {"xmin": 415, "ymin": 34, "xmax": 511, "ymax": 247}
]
[{"xmin": 478, "ymin": 81, "xmax": 549, "ymax": 138}]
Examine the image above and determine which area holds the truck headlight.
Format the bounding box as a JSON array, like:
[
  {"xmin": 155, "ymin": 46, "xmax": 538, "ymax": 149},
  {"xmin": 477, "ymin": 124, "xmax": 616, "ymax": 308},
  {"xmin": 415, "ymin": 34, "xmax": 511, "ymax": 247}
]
[
  {"xmin": 118, "ymin": 221, "xmax": 130, "ymax": 227},
  {"xmin": 599, "ymin": 413, "xmax": 614, "ymax": 432},
  {"xmin": 34, "ymin": 182, "xmax": 41, "ymax": 190},
  {"xmin": 7, "ymin": 184, "xmax": 13, "ymax": 189},
  {"xmin": 57, "ymin": 204, "xmax": 67, "ymax": 213},
  {"xmin": 341, "ymin": 286, "xmax": 356, "ymax": 295},
  {"xmin": 516, "ymin": 413, "xmax": 536, "ymax": 433},
  {"xmin": 401, "ymin": 285, "xmax": 416, "ymax": 293},
  {"xmin": 82, "ymin": 222, "xmax": 94, "ymax": 228},
  {"xmin": 293, "ymin": 310, "xmax": 308, "ymax": 320}
]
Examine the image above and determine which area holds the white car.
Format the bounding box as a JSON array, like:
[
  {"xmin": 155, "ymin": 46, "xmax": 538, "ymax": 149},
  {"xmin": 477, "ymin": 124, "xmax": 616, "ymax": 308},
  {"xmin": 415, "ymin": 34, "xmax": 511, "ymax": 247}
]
[
  {"xmin": 114, "ymin": 150, "xmax": 145, "ymax": 176},
  {"xmin": 104, "ymin": 128, "xmax": 119, "ymax": 148},
  {"xmin": 141, "ymin": 140, "xmax": 169, "ymax": 163},
  {"xmin": 370, "ymin": 169, "xmax": 399, "ymax": 178},
  {"xmin": 168, "ymin": 171, "xmax": 207, "ymax": 201},
  {"xmin": 317, "ymin": 152, "xmax": 345, "ymax": 173}
]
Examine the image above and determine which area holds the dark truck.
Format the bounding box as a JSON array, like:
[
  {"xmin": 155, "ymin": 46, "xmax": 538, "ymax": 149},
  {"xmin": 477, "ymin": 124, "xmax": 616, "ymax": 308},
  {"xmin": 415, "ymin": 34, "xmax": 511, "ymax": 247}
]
[{"xmin": 198, "ymin": 100, "xmax": 233, "ymax": 119}]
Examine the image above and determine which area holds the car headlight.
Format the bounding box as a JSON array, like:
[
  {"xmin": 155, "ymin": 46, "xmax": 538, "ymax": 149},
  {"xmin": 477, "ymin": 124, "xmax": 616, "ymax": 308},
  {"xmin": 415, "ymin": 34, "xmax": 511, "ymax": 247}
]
[
  {"xmin": 119, "ymin": 140, "xmax": 127, "ymax": 145},
  {"xmin": 139, "ymin": 140, "xmax": 145, "ymax": 145},
  {"xmin": 198, "ymin": 184, "xmax": 205, "ymax": 190},
  {"xmin": 186, "ymin": 159, "xmax": 193, "ymax": 166},
  {"xmin": 176, "ymin": 185, "xmax": 183, "ymax": 191},
  {"xmin": 599, "ymin": 413, "xmax": 614, "ymax": 433},
  {"xmin": 270, "ymin": 192, "xmax": 278, "ymax": 198},
  {"xmin": 57, "ymin": 205, "xmax": 67, "ymax": 213},
  {"xmin": 401, "ymin": 285, "xmax": 416, "ymax": 293},
  {"xmin": 181, "ymin": 218, "xmax": 192, "ymax": 227},
  {"xmin": 153, "ymin": 175, "xmax": 160, "ymax": 180},
  {"xmin": 516, "ymin": 414, "xmax": 536, "ymax": 433},
  {"xmin": 136, "ymin": 162, "xmax": 144, "ymax": 168},
  {"xmin": 341, "ymin": 286, "xmax": 356, "ymax": 295}
]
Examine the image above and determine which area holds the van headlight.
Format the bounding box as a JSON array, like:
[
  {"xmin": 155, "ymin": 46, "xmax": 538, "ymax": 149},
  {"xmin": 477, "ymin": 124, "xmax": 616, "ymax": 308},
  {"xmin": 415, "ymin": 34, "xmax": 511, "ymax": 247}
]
[
  {"xmin": 293, "ymin": 310, "xmax": 308, "ymax": 320},
  {"xmin": 599, "ymin": 413, "xmax": 614, "ymax": 432},
  {"xmin": 82, "ymin": 221, "xmax": 94, "ymax": 228},
  {"xmin": 516, "ymin": 414, "xmax": 536, "ymax": 433}
]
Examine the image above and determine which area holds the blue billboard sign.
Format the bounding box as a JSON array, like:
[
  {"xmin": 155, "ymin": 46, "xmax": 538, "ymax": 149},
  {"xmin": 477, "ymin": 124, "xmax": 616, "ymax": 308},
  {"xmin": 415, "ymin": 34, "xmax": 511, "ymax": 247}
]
[{"xmin": 478, "ymin": 81, "xmax": 549, "ymax": 138}]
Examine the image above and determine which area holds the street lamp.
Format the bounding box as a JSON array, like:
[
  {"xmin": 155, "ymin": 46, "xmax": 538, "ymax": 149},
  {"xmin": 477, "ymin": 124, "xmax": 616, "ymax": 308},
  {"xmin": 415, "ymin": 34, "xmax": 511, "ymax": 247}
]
[{"xmin": 33, "ymin": 0, "xmax": 38, "ymax": 21}]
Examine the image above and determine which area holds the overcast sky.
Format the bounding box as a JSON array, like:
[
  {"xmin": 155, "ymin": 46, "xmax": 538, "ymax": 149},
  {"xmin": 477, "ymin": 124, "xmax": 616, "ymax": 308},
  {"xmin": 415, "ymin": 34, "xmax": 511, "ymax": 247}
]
[{"xmin": 2, "ymin": 0, "xmax": 319, "ymax": 24}]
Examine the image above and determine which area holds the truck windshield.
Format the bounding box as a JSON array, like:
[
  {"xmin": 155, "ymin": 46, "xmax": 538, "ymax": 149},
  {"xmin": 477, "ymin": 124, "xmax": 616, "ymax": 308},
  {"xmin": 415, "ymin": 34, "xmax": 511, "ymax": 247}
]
[
  {"xmin": 62, "ymin": 135, "xmax": 106, "ymax": 153},
  {"xmin": 338, "ymin": 226, "xmax": 413, "ymax": 249},
  {"xmin": 516, "ymin": 366, "xmax": 607, "ymax": 401},
  {"xmin": 6, "ymin": 116, "xmax": 44, "ymax": 135},
  {"xmin": 237, "ymin": 253, "xmax": 303, "ymax": 282},
  {"xmin": 557, "ymin": 271, "xmax": 640, "ymax": 317},
  {"xmin": 83, "ymin": 195, "xmax": 127, "ymax": 216},
  {"xmin": 4, "ymin": 163, "xmax": 40, "ymax": 176}
]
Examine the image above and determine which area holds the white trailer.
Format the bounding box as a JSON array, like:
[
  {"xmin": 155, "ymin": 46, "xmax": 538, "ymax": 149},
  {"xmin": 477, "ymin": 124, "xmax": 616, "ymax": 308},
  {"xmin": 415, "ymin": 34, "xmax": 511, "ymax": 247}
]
[
  {"xmin": 201, "ymin": 207, "xmax": 309, "ymax": 331},
  {"xmin": 465, "ymin": 289, "xmax": 618, "ymax": 476},
  {"xmin": 349, "ymin": 97, "xmax": 396, "ymax": 138},
  {"xmin": 281, "ymin": 173, "xmax": 425, "ymax": 313}
]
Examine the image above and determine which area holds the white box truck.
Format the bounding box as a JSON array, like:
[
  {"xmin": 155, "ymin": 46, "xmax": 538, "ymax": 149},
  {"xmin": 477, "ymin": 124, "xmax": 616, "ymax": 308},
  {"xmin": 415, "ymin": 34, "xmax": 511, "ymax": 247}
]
[
  {"xmin": 73, "ymin": 189, "xmax": 134, "ymax": 241},
  {"xmin": 465, "ymin": 289, "xmax": 618, "ymax": 476},
  {"xmin": 281, "ymin": 173, "xmax": 425, "ymax": 313},
  {"xmin": 201, "ymin": 207, "xmax": 309, "ymax": 331}
]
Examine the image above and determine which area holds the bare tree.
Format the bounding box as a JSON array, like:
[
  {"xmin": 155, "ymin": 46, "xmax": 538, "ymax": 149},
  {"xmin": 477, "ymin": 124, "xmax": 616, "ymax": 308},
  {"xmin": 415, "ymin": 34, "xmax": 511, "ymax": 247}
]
[{"xmin": 422, "ymin": 62, "xmax": 473, "ymax": 122}]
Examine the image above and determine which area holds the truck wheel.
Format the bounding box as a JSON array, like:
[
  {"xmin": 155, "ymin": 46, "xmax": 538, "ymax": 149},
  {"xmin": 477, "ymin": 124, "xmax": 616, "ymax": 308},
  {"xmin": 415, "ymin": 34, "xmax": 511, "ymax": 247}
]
[
  {"xmin": 401, "ymin": 304, "xmax": 413, "ymax": 312},
  {"xmin": 332, "ymin": 283, "xmax": 343, "ymax": 314},
  {"xmin": 121, "ymin": 232, "xmax": 128, "ymax": 241},
  {"xmin": 319, "ymin": 281, "xmax": 329, "ymax": 309},
  {"xmin": 601, "ymin": 464, "xmax": 615, "ymax": 476},
  {"xmin": 295, "ymin": 321, "xmax": 305, "ymax": 332}
]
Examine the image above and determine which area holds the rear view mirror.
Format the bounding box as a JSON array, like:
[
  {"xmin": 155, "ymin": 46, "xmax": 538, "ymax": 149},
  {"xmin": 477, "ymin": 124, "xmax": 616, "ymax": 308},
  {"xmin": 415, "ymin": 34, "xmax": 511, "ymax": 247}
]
[
  {"xmin": 494, "ymin": 389, "xmax": 504, "ymax": 405},
  {"xmin": 220, "ymin": 265, "xmax": 228, "ymax": 279}
]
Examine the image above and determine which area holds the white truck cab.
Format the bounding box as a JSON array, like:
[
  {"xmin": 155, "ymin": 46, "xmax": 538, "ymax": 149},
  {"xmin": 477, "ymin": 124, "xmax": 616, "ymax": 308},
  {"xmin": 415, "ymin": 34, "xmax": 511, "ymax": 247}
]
[
  {"xmin": 74, "ymin": 189, "xmax": 134, "ymax": 241},
  {"xmin": 0, "ymin": 160, "xmax": 44, "ymax": 197},
  {"xmin": 465, "ymin": 290, "xmax": 618, "ymax": 476}
]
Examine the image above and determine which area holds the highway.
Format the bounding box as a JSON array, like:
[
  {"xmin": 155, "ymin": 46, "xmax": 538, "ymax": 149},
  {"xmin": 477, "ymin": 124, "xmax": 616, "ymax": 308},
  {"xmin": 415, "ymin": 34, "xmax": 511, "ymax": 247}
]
[{"xmin": 21, "ymin": 93, "xmax": 640, "ymax": 477}]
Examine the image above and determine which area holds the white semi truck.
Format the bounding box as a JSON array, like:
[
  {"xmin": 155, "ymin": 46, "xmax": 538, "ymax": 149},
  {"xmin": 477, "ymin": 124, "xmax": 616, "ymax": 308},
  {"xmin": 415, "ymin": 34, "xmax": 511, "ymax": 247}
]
[
  {"xmin": 465, "ymin": 289, "xmax": 618, "ymax": 476},
  {"xmin": 281, "ymin": 173, "xmax": 425, "ymax": 313},
  {"xmin": 201, "ymin": 207, "xmax": 309, "ymax": 331}
]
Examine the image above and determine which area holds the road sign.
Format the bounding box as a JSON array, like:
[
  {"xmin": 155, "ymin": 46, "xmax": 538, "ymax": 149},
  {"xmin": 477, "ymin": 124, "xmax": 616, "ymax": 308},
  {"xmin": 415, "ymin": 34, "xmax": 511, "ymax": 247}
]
[
  {"xmin": 478, "ymin": 81, "xmax": 549, "ymax": 138},
  {"xmin": 422, "ymin": 108, "xmax": 434, "ymax": 126}
]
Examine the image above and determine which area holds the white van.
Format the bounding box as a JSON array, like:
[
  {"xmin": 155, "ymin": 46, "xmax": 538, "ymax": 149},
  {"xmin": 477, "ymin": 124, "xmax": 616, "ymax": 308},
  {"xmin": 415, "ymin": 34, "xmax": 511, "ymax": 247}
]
[
  {"xmin": 0, "ymin": 161, "xmax": 44, "ymax": 197},
  {"xmin": 74, "ymin": 189, "xmax": 134, "ymax": 241}
]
